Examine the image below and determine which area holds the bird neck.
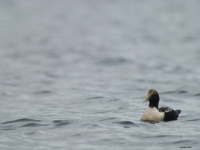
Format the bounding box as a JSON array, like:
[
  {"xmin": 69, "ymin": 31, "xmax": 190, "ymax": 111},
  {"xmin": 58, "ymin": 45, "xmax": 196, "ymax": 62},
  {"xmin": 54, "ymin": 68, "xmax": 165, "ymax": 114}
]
[{"xmin": 149, "ymin": 102, "xmax": 158, "ymax": 109}]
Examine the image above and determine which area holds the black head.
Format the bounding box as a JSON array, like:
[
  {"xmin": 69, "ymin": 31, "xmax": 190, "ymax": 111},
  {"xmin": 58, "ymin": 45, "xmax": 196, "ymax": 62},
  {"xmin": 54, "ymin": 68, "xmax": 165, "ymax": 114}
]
[{"xmin": 143, "ymin": 89, "xmax": 160, "ymax": 108}]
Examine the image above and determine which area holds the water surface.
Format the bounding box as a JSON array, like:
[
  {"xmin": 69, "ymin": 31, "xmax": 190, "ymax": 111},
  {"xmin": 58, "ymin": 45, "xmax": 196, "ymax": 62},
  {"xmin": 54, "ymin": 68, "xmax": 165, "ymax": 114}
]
[{"xmin": 0, "ymin": 0, "xmax": 200, "ymax": 149}]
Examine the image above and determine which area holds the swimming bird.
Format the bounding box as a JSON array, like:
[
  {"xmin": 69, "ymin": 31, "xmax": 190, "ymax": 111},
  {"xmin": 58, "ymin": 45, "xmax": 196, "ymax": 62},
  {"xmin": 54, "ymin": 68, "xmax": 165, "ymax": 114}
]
[{"xmin": 141, "ymin": 89, "xmax": 181, "ymax": 122}]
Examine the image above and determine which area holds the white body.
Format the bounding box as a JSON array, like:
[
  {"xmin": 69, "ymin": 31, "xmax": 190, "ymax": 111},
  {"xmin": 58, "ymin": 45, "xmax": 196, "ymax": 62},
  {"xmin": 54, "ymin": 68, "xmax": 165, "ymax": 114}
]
[{"xmin": 141, "ymin": 107, "xmax": 164, "ymax": 122}]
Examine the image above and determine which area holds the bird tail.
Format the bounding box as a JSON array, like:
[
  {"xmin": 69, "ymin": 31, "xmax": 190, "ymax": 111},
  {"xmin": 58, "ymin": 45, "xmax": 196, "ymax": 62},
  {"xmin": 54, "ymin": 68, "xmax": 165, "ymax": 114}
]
[{"xmin": 175, "ymin": 109, "xmax": 181, "ymax": 115}]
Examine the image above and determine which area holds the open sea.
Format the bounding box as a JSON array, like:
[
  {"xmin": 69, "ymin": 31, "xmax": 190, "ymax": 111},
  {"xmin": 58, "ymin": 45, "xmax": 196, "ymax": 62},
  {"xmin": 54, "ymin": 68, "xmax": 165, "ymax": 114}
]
[{"xmin": 1, "ymin": 0, "xmax": 200, "ymax": 149}]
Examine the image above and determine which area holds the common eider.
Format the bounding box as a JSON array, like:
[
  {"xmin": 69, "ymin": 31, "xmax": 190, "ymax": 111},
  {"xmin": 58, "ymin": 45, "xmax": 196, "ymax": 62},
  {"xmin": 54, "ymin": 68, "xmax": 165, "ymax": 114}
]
[{"xmin": 141, "ymin": 89, "xmax": 181, "ymax": 122}]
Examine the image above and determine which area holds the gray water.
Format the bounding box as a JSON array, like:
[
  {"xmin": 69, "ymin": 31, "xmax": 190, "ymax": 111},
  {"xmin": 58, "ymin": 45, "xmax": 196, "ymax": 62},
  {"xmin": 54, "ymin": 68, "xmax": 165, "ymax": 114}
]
[{"xmin": 0, "ymin": 0, "xmax": 200, "ymax": 149}]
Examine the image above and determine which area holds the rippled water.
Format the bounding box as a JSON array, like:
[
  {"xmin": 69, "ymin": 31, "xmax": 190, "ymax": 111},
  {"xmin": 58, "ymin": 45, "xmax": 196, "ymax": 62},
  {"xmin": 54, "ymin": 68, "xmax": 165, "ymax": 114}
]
[{"xmin": 1, "ymin": 0, "xmax": 200, "ymax": 149}]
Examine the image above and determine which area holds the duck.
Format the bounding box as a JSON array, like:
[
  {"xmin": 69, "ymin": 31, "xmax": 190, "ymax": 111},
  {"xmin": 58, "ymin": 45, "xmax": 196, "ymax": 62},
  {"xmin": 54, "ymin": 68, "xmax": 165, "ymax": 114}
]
[{"xmin": 140, "ymin": 89, "xmax": 181, "ymax": 122}]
